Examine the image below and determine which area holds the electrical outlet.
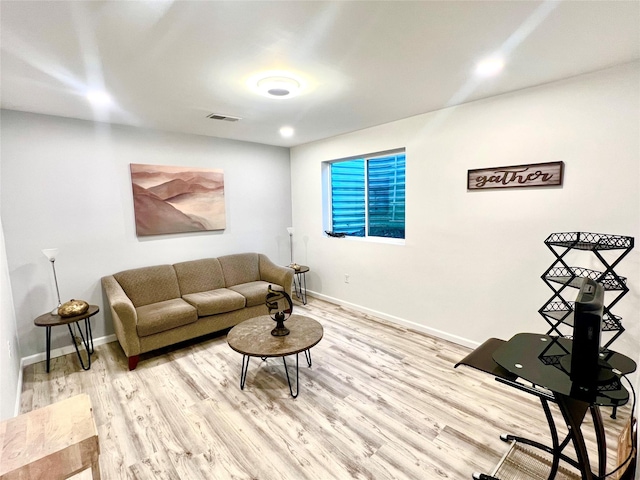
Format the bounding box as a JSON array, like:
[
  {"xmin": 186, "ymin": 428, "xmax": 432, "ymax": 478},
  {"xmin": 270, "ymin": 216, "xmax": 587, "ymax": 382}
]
[{"xmin": 344, "ymin": 274, "xmax": 350, "ymax": 284}]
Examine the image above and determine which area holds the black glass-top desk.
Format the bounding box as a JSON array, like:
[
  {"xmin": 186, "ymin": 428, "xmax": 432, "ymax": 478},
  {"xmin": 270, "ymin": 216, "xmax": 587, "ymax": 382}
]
[{"xmin": 456, "ymin": 333, "xmax": 636, "ymax": 480}]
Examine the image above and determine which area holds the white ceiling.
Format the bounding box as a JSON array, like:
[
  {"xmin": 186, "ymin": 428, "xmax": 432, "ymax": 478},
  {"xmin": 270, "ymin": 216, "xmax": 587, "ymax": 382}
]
[{"xmin": 1, "ymin": 1, "xmax": 639, "ymax": 147}]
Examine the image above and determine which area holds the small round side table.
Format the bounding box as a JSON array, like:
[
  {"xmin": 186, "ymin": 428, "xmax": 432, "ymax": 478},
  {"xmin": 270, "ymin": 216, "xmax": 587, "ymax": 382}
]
[
  {"xmin": 293, "ymin": 265, "xmax": 309, "ymax": 304},
  {"xmin": 34, "ymin": 305, "xmax": 99, "ymax": 372}
]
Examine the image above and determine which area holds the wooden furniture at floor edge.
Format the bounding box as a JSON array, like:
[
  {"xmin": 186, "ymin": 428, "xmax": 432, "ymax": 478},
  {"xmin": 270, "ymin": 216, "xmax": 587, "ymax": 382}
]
[{"xmin": 0, "ymin": 394, "xmax": 100, "ymax": 480}]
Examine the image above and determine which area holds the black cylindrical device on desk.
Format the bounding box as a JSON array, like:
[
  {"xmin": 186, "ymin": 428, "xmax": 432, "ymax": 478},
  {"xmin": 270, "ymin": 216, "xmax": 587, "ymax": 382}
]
[{"xmin": 570, "ymin": 277, "xmax": 604, "ymax": 386}]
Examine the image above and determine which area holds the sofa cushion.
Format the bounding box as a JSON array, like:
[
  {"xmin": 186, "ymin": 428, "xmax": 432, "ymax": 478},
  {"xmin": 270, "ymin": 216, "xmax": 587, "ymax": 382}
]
[
  {"xmin": 136, "ymin": 298, "xmax": 198, "ymax": 337},
  {"xmin": 174, "ymin": 258, "xmax": 226, "ymax": 295},
  {"xmin": 218, "ymin": 253, "xmax": 260, "ymax": 287},
  {"xmin": 114, "ymin": 265, "xmax": 181, "ymax": 307},
  {"xmin": 229, "ymin": 281, "xmax": 283, "ymax": 307},
  {"xmin": 182, "ymin": 288, "xmax": 246, "ymax": 316}
]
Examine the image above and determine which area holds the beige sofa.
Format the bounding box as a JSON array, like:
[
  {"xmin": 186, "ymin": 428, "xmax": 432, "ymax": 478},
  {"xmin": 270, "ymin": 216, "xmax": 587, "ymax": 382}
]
[{"xmin": 102, "ymin": 253, "xmax": 293, "ymax": 370}]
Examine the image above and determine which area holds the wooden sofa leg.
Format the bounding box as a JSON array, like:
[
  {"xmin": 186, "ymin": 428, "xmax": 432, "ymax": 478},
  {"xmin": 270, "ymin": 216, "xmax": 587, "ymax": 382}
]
[{"xmin": 128, "ymin": 355, "xmax": 139, "ymax": 371}]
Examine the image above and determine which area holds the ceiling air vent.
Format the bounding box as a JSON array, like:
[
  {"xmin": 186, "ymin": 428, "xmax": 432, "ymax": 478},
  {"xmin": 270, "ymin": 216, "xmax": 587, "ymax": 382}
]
[{"xmin": 206, "ymin": 113, "xmax": 241, "ymax": 122}]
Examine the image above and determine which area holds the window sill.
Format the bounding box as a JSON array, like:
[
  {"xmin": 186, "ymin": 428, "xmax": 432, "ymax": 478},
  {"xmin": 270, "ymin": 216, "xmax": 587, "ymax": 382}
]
[{"xmin": 324, "ymin": 234, "xmax": 405, "ymax": 246}]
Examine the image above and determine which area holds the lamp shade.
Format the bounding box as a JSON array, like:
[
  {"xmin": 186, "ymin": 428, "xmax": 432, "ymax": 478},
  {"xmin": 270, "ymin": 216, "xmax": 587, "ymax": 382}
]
[{"xmin": 42, "ymin": 248, "xmax": 59, "ymax": 261}]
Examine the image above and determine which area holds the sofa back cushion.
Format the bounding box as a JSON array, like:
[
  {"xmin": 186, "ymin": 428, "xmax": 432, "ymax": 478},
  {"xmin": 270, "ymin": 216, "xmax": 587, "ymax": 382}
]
[
  {"xmin": 113, "ymin": 265, "xmax": 181, "ymax": 307},
  {"xmin": 218, "ymin": 252, "xmax": 260, "ymax": 287},
  {"xmin": 174, "ymin": 258, "xmax": 226, "ymax": 295}
]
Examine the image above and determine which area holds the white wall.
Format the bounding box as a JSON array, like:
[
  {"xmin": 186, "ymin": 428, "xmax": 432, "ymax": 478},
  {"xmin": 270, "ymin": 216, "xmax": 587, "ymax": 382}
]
[
  {"xmin": 0, "ymin": 220, "xmax": 21, "ymax": 420},
  {"xmin": 291, "ymin": 63, "xmax": 640, "ymax": 365},
  {"xmin": 1, "ymin": 110, "xmax": 291, "ymax": 361}
]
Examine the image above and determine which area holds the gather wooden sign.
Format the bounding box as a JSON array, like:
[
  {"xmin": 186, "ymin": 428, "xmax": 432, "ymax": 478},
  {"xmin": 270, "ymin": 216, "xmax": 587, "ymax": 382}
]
[{"xmin": 467, "ymin": 161, "xmax": 564, "ymax": 190}]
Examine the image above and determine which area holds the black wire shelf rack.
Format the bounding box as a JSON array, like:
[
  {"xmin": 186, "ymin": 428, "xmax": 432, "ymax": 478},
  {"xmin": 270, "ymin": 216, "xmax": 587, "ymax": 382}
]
[{"xmin": 539, "ymin": 232, "xmax": 634, "ymax": 349}]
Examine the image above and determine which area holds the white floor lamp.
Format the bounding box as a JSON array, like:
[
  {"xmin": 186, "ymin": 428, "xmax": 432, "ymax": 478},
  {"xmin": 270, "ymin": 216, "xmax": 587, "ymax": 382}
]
[
  {"xmin": 42, "ymin": 248, "xmax": 62, "ymax": 314},
  {"xmin": 287, "ymin": 227, "xmax": 296, "ymax": 267}
]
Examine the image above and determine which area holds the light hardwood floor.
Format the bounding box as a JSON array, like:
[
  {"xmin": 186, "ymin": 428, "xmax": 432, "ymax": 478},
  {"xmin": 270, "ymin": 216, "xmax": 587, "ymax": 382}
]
[{"xmin": 20, "ymin": 298, "xmax": 632, "ymax": 479}]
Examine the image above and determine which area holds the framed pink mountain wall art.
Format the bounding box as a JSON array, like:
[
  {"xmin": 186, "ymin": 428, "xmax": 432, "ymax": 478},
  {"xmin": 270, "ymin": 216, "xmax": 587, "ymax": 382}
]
[{"xmin": 130, "ymin": 163, "xmax": 226, "ymax": 236}]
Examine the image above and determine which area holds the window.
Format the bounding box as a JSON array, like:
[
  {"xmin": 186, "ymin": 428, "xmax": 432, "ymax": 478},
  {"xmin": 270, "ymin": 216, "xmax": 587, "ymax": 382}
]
[{"xmin": 328, "ymin": 150, "xmax": 405, "ymax": 239}]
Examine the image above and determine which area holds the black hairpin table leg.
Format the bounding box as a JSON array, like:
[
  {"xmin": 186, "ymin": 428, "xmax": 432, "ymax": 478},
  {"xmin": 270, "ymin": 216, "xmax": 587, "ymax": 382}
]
[
  {"xmin": 240, "ymin": 355, "xmax": 251, "ymax": 390},
  {"xmin": 67, "ymin": 320, "xmax": 92, "ymax": 371},
  {"xmin": 282, "ymin": 353, "xmax": 300, "ymax": 398},
  {"xmin": 45, "ymin": 326, "xmax": 52, "ymax": 373},
  {"xmin": 304, "ymin": 349, "xmax": 312, "ymax": 367}
]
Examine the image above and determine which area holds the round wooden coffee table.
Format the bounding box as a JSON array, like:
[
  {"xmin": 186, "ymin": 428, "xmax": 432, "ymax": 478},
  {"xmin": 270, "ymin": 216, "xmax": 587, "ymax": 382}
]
[{"xmin": 227, "ymin": 314, "xmax": 323, "ymax": 397}]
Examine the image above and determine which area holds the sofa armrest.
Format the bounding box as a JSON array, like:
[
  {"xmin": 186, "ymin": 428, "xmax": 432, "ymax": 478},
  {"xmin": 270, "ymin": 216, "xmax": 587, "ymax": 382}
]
[
  {"xmin": 101, "ymin": 275, "xmax": 141, "ymax": 358},
  {"xmin": 258, "ymin": 254, "xmax": 294, "ymax": 297}
]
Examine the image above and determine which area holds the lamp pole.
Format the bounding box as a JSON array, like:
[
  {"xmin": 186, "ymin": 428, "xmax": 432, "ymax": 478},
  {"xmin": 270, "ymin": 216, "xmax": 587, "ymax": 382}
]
[
  {"xmin": 42, "ymin": 248, "xmax": 62, "ymax": 314},
  {"xmin": 287, "ymin": 227, "xmax": 294, "ymax": 266},
  {"xmin": 50, "ymin": 258, "xmax": 62, "ymax": 309}
]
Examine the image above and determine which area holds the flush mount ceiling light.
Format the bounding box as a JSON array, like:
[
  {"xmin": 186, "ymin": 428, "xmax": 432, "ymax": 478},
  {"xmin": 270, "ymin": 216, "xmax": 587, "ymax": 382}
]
[
  {"xmin": 258, "ymin": 76, "xmax": 300, "ymax": 97},
  {"xmin": 248, "ymin": 71, "xmax": 305, "ymax": 99},
  {"xmin": 475, "ymin": 56, "xmax": 505, "ymax": 77}
]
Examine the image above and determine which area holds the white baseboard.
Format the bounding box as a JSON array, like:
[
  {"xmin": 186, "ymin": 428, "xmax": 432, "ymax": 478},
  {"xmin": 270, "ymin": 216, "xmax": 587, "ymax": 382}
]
[
  {"xmin": 20, "ymin": 333, "xmax": 117, "ymax": 368},
  {"xmin": 307, "ymin": 290, "xmax": 480, "ymax": 350},
  {"xmin": 14, "ymin": 359, "xmax": 24, "ymax": 416}
]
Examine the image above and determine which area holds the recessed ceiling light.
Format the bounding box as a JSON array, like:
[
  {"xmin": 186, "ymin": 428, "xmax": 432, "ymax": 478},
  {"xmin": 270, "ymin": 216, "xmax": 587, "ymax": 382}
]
[
  {"xmin": 86, "ymin": 90, "xmax": 113, "ymax": 107},
  {"xmin": 280, "ymin": 126, "xmax": 294, "ymax": 138},
  {"xmin": 248, "ymin": 71, "xmax": 305, "ymax": 99},
  {"xmin": 475, "ymin": 57, "xmax": 505, "ymax": 77}
]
